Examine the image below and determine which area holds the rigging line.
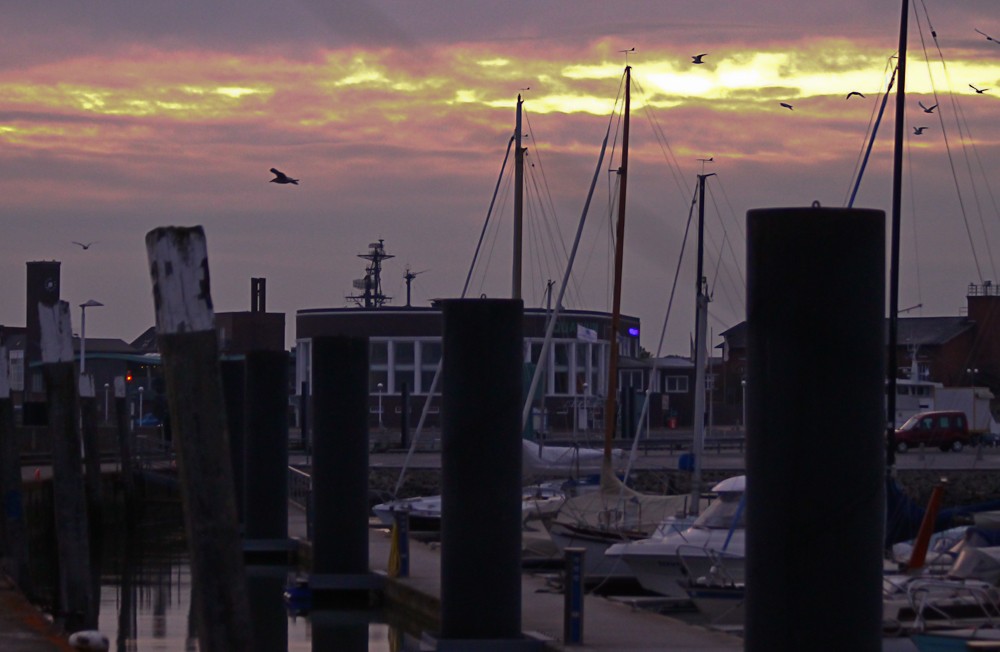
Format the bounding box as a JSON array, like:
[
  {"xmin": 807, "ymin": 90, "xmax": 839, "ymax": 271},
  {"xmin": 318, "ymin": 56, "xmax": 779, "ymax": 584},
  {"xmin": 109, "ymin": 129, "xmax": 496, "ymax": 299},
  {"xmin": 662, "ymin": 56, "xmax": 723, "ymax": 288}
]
[
  {"xmin": 705, "ymin": 191, "xmax": 746, "ymax": 319},
  {"xmin": 844, "ymin": 56, "xmax": 897, "ymax": 206},
  {"xmin": 913, "ymin": 4, "xmax": 987, "ymax": 283},
  {"xmin": 848, "ymin": 61, "xmax": 898, "ymax": 208},
  {"xmin": 477, "ymin": 170, "xmax": 515, "ymax": 297},
  {"xmin": 652, "ymin": 185, "xmax": 699, "ymax": 359},
  {"xmin": 632, "ymin": 75, "xmax": 693, "ymax": 199},
  {"xmin": 462, "ymin": 135, "xmax": 515, "ymax": 298},
  {"xmin": 523, "ymin": 110, "xmax": 574, "ymax": 271},
  {"xmin": 904, "ymin": 128, "xmax": 925, "ymax": 312},
  {"xmin": 921, "ymin": 23, "xmax": 999, "ymax": 283},
  {"xmin": 526, "ymin": 155, "xmax": 580, "ymax": 308},
  {"xmin": 706, "ymin": 181, "xmax": 747, "ymax": 298}
]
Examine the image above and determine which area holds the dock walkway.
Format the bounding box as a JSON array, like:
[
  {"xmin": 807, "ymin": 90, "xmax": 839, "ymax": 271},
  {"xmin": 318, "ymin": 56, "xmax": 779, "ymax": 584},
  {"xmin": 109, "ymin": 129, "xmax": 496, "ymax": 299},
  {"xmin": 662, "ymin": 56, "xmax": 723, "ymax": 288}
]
[{"xmin": 288, "ymin": 509, "xmax": 742, "ymax": 651}]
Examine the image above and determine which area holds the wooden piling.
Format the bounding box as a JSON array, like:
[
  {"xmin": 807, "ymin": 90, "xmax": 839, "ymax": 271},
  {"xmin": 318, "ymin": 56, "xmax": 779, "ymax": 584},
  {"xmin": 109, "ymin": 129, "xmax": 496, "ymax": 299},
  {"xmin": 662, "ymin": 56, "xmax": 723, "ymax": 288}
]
[
  {"xmin": 0, "ymin": 344, "xmax": 31, "ymax": 595},
  {"xmin": 113, "ymin": 377, "xmax": 135, "ymax": 505},
  {"xmin": 40, "ymin": 301, "xmax": 93, "ymax": 632},
  {"xmin": 79, "ymin": 375, "xmax": 103, "ymax": 533},
  {"xmin": 145, "ymin": 226, "xmax": 251, "ymax": 652}
]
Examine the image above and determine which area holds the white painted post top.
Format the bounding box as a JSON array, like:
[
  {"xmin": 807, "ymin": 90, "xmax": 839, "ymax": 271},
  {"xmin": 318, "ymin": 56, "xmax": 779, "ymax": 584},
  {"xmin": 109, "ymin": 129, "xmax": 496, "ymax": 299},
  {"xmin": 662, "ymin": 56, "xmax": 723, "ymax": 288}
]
[
  {"xmin": 146, "ymin": 226, "xmax": 215, "ymax": 334},
  {"xmin": 39, "ymin": 301, "xmax": 74, "ymax": 364},
  {"xmin": 0, "ymin": 346, "xmax": 8, "ymax": 399},
  {"xmin": 114, "ymin": 376, "xmax": 126, "ymax": 398},
  {"xmin": 79, "ymin": 374, "xmax": 95, "ymax": 398}
]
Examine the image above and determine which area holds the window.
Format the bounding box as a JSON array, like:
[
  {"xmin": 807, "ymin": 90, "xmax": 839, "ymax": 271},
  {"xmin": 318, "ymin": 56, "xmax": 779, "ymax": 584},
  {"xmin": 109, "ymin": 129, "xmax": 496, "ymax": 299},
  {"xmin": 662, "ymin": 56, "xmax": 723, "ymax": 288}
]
[
  {"xmin": 392, "ymin": 341, "xmax": 415, "ymax": 393},
  {"xmin": 370, "ymin": 340, "xmax": 388, "ymax": 392},
  {"xmin": 8, "ymin": 349, "xmax": 24, "ymax": 392},
  {"xmin": 665, "ymin": 375, "xmax": 689, "ymax": 393}
]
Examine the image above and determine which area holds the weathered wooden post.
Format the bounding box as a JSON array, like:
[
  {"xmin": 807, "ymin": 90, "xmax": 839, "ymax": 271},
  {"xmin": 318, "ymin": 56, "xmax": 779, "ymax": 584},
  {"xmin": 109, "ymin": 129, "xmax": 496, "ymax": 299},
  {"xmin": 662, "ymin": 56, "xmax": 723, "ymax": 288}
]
[
  {"xmin": 219, "ymin": 359, "xmax": 246, "ymax": 527},
  {"xmin": 0, "ymin": 344, "xmax": 31, "ymax": 595},
  {"xmin": 79, "ymin": 375, "xmax": 103, "ymax": 534},
  {"xmin": 113, "ymin": 377, "xmax": 136, "ymax": 507},
  {"xmin": 40, "ymin": 301, "xmax": 93, "ymax": 632},
  {"xmin": 439, "ymin": 298, "xmax": 527, "ymax": 650},
  {"xmin": 745, "ymin": 206, "xmax": 885, "ymax": 652},
  {"xmin": 145, "ymin": 226, "xmax": 251, "ymax": 651}
]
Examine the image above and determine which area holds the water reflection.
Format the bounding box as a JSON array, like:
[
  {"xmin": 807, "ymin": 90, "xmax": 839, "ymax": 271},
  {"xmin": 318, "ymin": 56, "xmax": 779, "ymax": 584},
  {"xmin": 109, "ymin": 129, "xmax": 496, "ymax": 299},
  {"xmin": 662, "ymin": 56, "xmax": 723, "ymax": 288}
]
[{"xmin": 31, "ymin": 498, "xmax": 418, "ymax": 650}]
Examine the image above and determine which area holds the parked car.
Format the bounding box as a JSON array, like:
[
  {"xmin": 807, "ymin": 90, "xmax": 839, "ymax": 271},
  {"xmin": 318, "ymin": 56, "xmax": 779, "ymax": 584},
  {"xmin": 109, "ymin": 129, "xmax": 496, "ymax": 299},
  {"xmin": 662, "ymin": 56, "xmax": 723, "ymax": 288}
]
[{"xmin": 894, "ymin": 410, "xmax": 971, "ymax": 453}]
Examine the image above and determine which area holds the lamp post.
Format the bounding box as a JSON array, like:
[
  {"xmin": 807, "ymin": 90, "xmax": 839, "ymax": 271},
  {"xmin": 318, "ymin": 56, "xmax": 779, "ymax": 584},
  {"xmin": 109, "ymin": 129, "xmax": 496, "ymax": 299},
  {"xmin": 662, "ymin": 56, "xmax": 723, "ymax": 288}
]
[
  {"xmin": 741, "ymin": 379, "xmax": 748, "ymax": 432},
  {"xmin": 78, "ymin": 299, "xmax": 103, "ymax": 376},
  {"xmin": 103, "ymin": 382, "xmax": 110, "ymax": 422},
  {"xmin": 138, "ymin": 386, "xmax": 144, "ymax": 426},
  {"xmin": 969, "ymin": 367, "xmax": 981, "ymax": 458},
  {"xmin": 582, "ymin": 382, "xmax": 589, "ymax": 432},
  {"xmin": 377, "ymin": 382, "xmax": 384, "ymax": 430}
]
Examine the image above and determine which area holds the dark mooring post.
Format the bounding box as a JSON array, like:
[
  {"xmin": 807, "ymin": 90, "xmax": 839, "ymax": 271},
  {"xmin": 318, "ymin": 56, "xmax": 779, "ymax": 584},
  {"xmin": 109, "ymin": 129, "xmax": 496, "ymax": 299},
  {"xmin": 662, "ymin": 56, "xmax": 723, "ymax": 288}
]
[
  {"xmin": 145, "ymin": 227, "xmax": 251, "ymax": 651},
  {"xmin": 79, "ymin": 376, "xmax": 103, "ymax": 534},
  {"xmin": 0, "ymin": 344, "xmax": 31, "ymax": 595},
  {"xmin": 439, "ymin": 299, "xmax": 527, "ymax": 650},
  {"xmin": 310, "ymin": 336, "xmax": 377, "ymax": 600},
  {"xmin": 114, "ymin": 377, "xmax": 136, "ymax": 507},
  {"xmin": 243, "ymin": 350, "xmax": 291, "ymax": 561},
  {"xmin": 745, "ymin": 206, "xmax": 885, "ymax": 652},
  {"xmin": 220, "ymin": 359, "xmax": 247, "ymax": 527},
  {"xmin": 39, "ymin": 301, "xmax": 93, "ymax": 633}
]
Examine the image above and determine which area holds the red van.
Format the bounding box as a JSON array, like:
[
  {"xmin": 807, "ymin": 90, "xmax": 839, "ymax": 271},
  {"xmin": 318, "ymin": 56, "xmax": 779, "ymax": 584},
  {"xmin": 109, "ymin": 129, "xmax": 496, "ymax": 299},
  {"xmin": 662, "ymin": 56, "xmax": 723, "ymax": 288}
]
[{"xmin": 894, "ymin": 410, "xmax": 971, "ymax": 453}]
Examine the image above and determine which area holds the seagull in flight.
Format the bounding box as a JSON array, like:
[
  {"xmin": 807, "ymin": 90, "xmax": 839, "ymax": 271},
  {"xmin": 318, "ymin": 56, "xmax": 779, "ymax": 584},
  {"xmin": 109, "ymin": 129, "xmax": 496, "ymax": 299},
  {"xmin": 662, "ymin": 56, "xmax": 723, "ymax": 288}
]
[
  {"xmin": 72, "ymin": 241, "xmax": 96, "ymax": 250},
  {"xmin": 970, "ymin": 84, "xmax": 989, "ymax": 94},
  {"xmin": 692, "ymin": 53, "xmax": 707, "ymax": 64},
  {"xmin": 913, "ymin": 126, "xmax": 928, "ymax": 135},
  {"xmin": 780, "ymin": 102, "xmax": 794, "ymax": 110},
  {"xmin": 269, "ymin": 168, "xmax": 299, "ymax": 185},
  {"xmin": 975, "ymin": 28, "xmax": 999, "ymax": 45},
  {"xmin": 846, "ymin": 91, "xmax": 865, "ymax": 99},
  {"xmin": 918, "ymin": 101, "xmax": 937, "ymax": 113}
]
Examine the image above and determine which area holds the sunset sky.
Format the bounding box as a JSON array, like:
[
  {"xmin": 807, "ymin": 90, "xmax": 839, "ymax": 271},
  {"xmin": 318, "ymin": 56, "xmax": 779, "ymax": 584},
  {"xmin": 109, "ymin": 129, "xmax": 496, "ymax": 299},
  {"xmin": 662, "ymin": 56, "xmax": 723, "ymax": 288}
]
[{"xmin": 2, "ymin": 1, "xmax": 999, "ymax": 355}]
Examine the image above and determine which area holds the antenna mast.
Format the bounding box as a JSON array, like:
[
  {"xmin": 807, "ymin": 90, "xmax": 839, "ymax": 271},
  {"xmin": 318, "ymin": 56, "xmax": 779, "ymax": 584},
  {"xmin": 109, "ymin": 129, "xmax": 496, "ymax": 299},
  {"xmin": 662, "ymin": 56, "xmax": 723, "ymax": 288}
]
[{"xmin": 347, "ymin": 239, "xmax": 394, "ymax": 308}]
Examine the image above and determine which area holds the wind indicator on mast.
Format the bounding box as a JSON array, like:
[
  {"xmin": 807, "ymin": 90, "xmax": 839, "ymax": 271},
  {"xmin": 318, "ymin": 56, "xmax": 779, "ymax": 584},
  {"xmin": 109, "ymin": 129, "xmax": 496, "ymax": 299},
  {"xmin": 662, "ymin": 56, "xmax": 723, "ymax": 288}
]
[{"xmin": 404, "ymin": 267, "xmax": 429, "ymax": 308}]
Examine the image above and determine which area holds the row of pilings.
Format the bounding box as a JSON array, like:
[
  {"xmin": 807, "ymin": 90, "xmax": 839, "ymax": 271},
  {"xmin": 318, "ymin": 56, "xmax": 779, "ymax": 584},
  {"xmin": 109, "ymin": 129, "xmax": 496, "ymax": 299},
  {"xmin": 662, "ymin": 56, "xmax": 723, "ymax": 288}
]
[{"xmin": 2, "ymin": 209, "xmax": 888, "ymax": 651}]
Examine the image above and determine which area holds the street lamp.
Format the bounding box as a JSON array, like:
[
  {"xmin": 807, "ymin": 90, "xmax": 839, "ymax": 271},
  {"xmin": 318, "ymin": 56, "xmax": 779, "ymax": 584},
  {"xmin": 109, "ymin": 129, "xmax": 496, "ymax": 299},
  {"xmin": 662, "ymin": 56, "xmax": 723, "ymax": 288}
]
[
  {"xmin": 741, "ymin": 379, "xmax": 747, "ymax": 431},
  {"xmin": 138, "ymin": 386, "xmax": 144, "ymax": 426},
  {"xmin": 103, "ymin": 382, "xmax": 110, "ymax": 422},
  {"xmin": 377, "ymin": 382, "xmax": 384, "ymax": 429},
  {"xmin": 78, "ymin": 299, "xmax": 103, "ymax": 376}
]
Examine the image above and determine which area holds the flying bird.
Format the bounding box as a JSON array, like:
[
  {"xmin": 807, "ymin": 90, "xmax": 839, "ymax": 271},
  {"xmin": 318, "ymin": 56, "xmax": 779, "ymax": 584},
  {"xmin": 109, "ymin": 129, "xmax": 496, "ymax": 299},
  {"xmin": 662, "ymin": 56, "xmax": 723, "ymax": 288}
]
[
  {"xmin": 692, "ymin": 53, "xmax": 707, "ymax": 64},
  {"xmin": 975, "ymin": 28, "xmax": 999, "ymax": 44},
  {"xmin": 72, "ymin": 241, "xmax": 96, "ymax": 250},
  {"xmin": 846, "ymin": 91, "xmax": 865, "ymax": 99},
  {"xmin": 269, "ymin": 168, "xmax": 299, "ymax": 185},
  {"xmin": 970, "ymin": 84, "xmax": 989, "ymax": 94},
  {"xmin": 918, "ymin": 101, "xmax": 937, "ymax": 113},
  {"xmin": 780, "ymin": 102, "xmax": 794, "ymax": 110},
  {"xmin": 913, "ymin": 126, "xmax": 928, "ymax": 135}
]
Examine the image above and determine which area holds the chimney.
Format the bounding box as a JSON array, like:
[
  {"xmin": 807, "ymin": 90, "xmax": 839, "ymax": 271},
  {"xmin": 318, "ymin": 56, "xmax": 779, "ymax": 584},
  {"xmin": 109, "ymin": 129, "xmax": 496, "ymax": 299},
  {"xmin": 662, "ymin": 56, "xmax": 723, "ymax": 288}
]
[{"xmin": 251, "ymin": 277, "xmax": 266, "ymax": 313}]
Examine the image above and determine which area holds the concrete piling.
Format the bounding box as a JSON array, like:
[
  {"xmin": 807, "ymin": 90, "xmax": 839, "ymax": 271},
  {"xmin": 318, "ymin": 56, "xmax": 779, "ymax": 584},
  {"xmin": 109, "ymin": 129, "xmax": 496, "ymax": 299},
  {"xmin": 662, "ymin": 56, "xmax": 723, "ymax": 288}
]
[
  {"xmin": 243, "ymin": 350, "xmax": 291, "ymax": 561},
  {"xmin": 439, "ymin": 299, "xmax": 530, "ymax": 650},
  {"xmin": 745, "ymin": 206, "xmax": 885, "ymax": 652},
  {"xmin": 145, "ymin": 226, "xmax": 251, "ymax": 651},
  {"xmin": 0, "ymin": 344, "xmax": 31, "ymax": 596},
  {"xmin": 79, "ymin": 375, "xmax": 103, "ymax": 533},
  {"xmin": 309, "ymin": 336, "xmax": 378, "ymax": 600}
]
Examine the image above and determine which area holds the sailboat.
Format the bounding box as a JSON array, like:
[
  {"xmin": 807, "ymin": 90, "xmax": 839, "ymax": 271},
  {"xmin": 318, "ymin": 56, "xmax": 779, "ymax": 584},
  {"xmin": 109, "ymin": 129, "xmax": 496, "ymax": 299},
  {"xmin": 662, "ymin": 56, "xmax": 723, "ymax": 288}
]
[{"xmin": 546, "ymin": 66, "xmax": 707, "ymax": 580}]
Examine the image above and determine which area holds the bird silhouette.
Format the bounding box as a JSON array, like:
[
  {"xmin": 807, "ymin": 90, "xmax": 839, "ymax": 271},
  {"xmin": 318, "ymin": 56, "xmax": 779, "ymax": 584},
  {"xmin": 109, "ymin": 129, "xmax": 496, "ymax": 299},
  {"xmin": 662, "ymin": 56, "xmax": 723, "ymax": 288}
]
[
  {"xmin": 913, "ymin": 126, "xmax": 928, "ymax": 135},
  {"xmin": 72, "ymin": 241, "xmax": 96, "ymax": 250},
  {"xmin": 692, "ymin": 53, "xmax": 707, "ymax": 64},
  {"xmin": 918, "ymin": 101, "xmax": 938, "ymax": 113},
  {"xmin": 269, "ymin": 168, "xmax": 299, "ymax": 185},
  {"xmin": 970, "ymin": 84, "xmax": 989, "ymax": 94},
  {"xmin": 975, "ymin": 28, "xmax": 999, "ymax": 44},
  {"xmin": 846, "ymin": 91, "xmax": 865, "ymax": 99},
  {"xmin": 780, "ymin": 102, "xmax": 794, "ymax": 110}
]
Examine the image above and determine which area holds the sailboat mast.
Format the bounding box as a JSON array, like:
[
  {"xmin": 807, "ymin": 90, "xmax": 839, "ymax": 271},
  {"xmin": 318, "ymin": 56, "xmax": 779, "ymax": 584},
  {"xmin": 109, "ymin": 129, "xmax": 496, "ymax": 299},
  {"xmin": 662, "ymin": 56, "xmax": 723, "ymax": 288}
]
[
  {"xmin": 512, "ymin": 94, "xmax": 524, "ymax": 300},
  {"xmin": 887, "ymin": 0, "xmax": 909, "ymax": 467},
  {"xmin": 690, "ymin": 173, "xmax": 714, "ymax": 514},
  {"xmin": 604, "ymin": 66, "xmax": 631, "ymax": 462}
]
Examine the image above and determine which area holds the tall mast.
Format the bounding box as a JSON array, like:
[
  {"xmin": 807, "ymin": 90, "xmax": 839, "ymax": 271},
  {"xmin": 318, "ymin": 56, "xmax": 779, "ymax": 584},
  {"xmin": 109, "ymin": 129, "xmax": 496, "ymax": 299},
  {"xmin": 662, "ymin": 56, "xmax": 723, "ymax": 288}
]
[
  {"xmin": 603, "ymin": 66, "xmax": 631, "ymax": 463},
  {"xmin": 690, "ymin": 173, "xmax": 715, "ymax": 514},
  {"xmin": 887, "ymin": 0, "xmax": 909, "ymax": 467},
  {"xmin": 512, "ymin": 94, "xmax": 524, "ymax": 300}
]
